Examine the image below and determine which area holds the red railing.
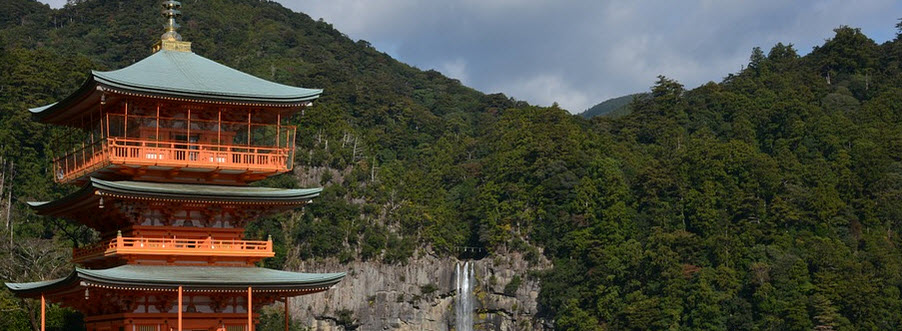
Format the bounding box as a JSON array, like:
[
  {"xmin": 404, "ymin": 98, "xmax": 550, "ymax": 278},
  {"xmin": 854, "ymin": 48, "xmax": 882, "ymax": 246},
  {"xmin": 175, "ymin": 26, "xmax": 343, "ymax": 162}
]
[
  {"xmin": 73, "ymin": 236, "xmax": 274, "ymax": 262},
  {"xmin": 54, "ymin": 139, "xmax": 110, "ymax": 183},
  {"xmin": 107, "ymin": 137, "xmax": 291, "ymax": 169},
  {"xmin": 53, "ymin": 136, "xmax": 294, "ymax": 183},
  {"xmin": 53, "ymin": 112, "xmax": 298, "ymax": 183}
]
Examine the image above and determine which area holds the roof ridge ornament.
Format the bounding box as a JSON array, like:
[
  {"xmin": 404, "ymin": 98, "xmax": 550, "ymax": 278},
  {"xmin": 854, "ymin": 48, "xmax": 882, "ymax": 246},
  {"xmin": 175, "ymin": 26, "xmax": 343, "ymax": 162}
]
[{"xmin": 152, "ymin": 0, "xmax": 192, "ymax": 53}]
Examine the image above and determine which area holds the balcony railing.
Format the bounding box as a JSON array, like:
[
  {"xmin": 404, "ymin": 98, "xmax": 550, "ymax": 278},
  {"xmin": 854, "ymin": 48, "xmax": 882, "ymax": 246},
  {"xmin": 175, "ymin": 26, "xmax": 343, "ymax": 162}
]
[
  {"xmin": 72, "ymin": 236, "xmax": 274, "ymax": 263},
  {"xmin": 53, "ymin": 112, "xmax": 297, "ymax": 183},
  {"xmin": 53, "ymin": 137, "xmax": 294, "ymax": 183},
  {"xmin": 54, "ymin": 139, "xmax": 110, "ymax": 183}
]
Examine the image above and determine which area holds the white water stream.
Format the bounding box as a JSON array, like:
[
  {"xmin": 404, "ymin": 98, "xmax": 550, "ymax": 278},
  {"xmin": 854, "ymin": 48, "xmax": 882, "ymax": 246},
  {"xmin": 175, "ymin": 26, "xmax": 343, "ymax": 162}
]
[{"xmin": 455, "ymin": 261, "xmax": 475, "ymax": 331}]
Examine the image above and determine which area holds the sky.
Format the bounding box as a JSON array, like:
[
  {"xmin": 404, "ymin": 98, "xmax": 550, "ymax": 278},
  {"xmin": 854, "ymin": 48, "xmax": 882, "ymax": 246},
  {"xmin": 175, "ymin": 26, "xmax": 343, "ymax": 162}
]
[{"xmin": 39, "ymin": 0, "xmax": 902, "ymax": 114}]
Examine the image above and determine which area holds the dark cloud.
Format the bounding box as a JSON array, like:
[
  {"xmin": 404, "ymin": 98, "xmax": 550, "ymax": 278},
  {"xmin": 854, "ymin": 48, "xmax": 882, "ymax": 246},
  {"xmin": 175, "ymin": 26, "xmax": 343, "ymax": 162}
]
[{"xmin": 39, "ymin": 0, "xmax": 902, "ymax": 113}]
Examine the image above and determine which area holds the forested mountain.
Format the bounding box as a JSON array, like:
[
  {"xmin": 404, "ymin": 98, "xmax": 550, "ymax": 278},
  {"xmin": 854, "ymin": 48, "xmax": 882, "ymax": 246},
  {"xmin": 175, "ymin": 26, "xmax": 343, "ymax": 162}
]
[
  {"xmin": 2, "ymin": 0, "xmax": 902, "ymax": 329},
  {"xmin": 579, "ymin": 93, "xmax": 642, "ymax": 119}
]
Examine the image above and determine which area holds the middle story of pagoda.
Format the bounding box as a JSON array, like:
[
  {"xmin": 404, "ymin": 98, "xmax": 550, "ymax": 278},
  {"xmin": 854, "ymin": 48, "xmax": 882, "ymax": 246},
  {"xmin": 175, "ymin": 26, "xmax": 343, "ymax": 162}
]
[
  {"xmin": 29, "ymin": 177, "xmax": 323, "ymax": 268},
  {"xmin": 5, "ymin": 2, "xmax": 345, "ymax": 330}
]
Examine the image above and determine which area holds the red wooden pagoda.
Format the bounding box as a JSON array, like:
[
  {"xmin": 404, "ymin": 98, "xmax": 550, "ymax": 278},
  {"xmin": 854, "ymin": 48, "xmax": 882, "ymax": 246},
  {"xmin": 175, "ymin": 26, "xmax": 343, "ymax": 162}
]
[{"xmin": 5, "ymin": 2, "xmax": 344, "ymax": 330}]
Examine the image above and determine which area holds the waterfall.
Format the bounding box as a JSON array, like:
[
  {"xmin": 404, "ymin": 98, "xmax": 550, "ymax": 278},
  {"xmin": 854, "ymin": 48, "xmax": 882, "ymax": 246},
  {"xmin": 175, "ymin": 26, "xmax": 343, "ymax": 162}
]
[{"xmin": 455, "ymin": 261, "xmax": 475, "ymax": 331}]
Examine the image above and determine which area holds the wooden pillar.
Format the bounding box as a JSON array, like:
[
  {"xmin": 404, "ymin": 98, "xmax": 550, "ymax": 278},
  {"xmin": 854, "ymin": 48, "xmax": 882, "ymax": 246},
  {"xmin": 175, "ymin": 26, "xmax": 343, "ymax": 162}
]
[
  {"xmin": 284, "ymin": 296, "xmax": 289, "ymax": 331},
  {"xmin": 156, "ymin": 103, "xmax": 160, "ymax": 142},
  {"xmin": 100, "ymin": 94, "xmax": 106, "ymax": 138},
  {"xmin": 64, "ymin": 148, "xmax": 69, "ymax": 180},
  {"xmin": 290, "ymin": 127, "xmax": 297, "ymax": 169},
  {"xmin": 81, "ymin": 140, "xmax": 86, "ymax": 168},
  {"xmin": 41, "ymin": 294, "xmax": 45, "ymax": 331},
  {"xmin": 187, "ymin": 109, "xmax": 191, "ymax": 143},
  {"xmin": 124, "ymin": 100, "xmax": 128, "ymax": 138},
  {"xmin": 178, "ymin": 285, "xmax": 183, "ymax": 331},
  {"xmin": 89, "ymin": 109, "xmax": 95, "ymax": 159},
  {"xmin": 248, "ymin": 286, "xmax": 253, "ymax": 331}
]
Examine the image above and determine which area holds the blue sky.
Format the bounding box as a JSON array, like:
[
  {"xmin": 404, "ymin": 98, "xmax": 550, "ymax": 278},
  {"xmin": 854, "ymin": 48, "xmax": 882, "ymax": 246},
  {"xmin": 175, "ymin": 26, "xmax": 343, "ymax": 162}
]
[{"xmin": 39, "ymin": 0, "xmax": 902, "ymax": 113}]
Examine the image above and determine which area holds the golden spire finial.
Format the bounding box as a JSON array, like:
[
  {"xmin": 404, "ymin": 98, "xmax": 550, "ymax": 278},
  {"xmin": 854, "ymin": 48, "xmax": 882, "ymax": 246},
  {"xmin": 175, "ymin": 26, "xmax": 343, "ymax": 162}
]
[
  {"xmin": 152, "ymin": 0, "xmax": 192, "ymax": 52},
  {"xmin": 161, "ymin": 0, "xmax": 183, "ymax": 41}
]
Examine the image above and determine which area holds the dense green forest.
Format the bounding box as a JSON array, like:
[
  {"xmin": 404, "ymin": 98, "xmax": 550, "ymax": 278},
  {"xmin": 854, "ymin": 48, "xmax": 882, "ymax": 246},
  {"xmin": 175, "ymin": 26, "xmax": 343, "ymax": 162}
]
[
  {"xmin": 579, "ymin": 93, "xmax": 642, "ymax": 119},
  {"xmin": 2, "ymin": 0, "xmax": 902, "ymax": 330}
]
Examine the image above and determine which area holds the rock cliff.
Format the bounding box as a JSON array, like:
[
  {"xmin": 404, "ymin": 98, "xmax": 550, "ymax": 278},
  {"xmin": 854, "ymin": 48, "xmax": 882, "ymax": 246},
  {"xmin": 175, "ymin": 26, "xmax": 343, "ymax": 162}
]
[{"xmin": 286, "ymin": 251, "xmax": 552, "ymax": 330}]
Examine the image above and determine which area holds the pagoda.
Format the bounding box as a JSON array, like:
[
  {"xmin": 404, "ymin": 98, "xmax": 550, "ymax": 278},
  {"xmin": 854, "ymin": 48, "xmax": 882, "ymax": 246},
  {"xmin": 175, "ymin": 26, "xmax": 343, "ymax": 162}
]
[{"xmin": 5, "ymin": 2, "xmax": 344, "ymax": 330}]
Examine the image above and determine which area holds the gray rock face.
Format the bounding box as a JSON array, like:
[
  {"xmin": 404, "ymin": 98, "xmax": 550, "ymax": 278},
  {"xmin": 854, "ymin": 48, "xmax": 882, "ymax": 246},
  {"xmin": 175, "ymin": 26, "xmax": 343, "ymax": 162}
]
[{"xmin": 287, "ymin": 251, "xmax": 552, "ymax": 330}]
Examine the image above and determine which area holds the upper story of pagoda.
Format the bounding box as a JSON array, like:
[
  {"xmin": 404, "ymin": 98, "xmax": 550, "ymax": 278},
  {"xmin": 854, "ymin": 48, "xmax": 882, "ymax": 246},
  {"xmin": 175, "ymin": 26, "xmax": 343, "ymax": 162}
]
[{"xmin": 31, "ymin": 20, "xmax": 321, "ymax": 185}]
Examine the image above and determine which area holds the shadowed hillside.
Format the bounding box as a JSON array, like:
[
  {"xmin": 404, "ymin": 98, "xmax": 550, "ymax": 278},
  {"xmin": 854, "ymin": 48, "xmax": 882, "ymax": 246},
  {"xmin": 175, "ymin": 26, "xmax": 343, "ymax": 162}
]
[{"xmin": 579, "ymin": 93, "xmax": 642, "ymax": 118}]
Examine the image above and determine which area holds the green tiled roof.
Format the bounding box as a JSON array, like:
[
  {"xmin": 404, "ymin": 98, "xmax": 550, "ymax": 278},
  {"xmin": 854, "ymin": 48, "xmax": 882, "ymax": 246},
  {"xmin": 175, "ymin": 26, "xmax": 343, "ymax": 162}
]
[
  {"xmin": 29, "ymin": 50, "xmax": 322, "ymax": 118},
  {"xmin": 6, "ymin": 265, "xmax": 345, "ymax": 294},
  {"xmin": 92, "ymin": 50, "xmax": 321, "ymax": 103}
]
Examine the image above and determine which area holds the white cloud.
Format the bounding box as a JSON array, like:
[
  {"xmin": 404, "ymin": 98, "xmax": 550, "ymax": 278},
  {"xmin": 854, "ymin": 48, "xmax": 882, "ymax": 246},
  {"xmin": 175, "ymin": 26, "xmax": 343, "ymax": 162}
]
[
  {"xmin": 492, "ymin": 73, "xmax": 590, "ymax": 113},
  {"xmin": 438, "ymin": 58, "xmax": 470, "ymax": 85},
  {"xmin": 39, "ymin": 0, "xmax": 65, "ymax": 8}
]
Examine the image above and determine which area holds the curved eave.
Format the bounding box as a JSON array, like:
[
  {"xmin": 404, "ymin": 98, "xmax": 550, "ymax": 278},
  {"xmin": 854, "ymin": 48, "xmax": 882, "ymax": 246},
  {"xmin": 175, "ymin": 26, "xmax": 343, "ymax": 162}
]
[
  {"xmin": 91, "ymin": 178, "xmax": 323, "ymax": 202},
  {"xmin": 5, "ymin": 273, "xmax": 79, "ymax": 296},
  {"xmin": 28, "ymin": 103, "xmax": 56, "ymax": 114},
  {"xmin": 29, "ymin": 76, "xmax": 102, "ymax": 124},
  {"xmin": 26, "ymin": 182, "xmax": 97, "ymax": 215},
  {"xmin": 29, "ymin": 76, "xmax": 318, "ymax": 124},
  {"xmin": 78, "ymin": 266, "xmax": 346, "ymax": 291},
  {"xmin": 27, "ymin": 178, "xmax": 322, "ymax": 217},
  {"xmin": 6, "ymin": 266, "xmax": 345, "ymax": 296}
]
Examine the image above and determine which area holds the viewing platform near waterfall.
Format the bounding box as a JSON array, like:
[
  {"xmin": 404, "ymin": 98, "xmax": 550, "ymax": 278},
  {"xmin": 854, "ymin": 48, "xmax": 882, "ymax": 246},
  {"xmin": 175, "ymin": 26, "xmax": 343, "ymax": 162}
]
[{"xmin": 453, "ymin": 246, "xmax": 488, "ymax": 260}]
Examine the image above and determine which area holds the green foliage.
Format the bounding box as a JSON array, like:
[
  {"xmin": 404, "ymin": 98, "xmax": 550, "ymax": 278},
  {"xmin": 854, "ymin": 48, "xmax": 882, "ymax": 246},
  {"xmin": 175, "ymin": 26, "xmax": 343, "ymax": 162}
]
[
  {"xmin": 503, "ymin": 275, "xmax": 522, "ymax": 296},
  {"xmin": 537, "ymin": 25, "xmax": 902, "ymax": 329},
  {"xmin": 420, "ymin": 283, "xmax": 438, "ymax": 296},
  {"xmin": 256, "ymin": 305, "xmax": 310, "ymax": 331},
  {"xmin": 334, "ymin": 309, "xmax": 358, "ymax": 329}
]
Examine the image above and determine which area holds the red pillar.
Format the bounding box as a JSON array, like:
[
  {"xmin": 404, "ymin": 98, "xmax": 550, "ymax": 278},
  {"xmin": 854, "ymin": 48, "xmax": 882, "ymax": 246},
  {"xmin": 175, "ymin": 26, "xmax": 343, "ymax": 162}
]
[
  {"xmin": 284, "ymin": 296, "xmax": 289, "ymax": 331},
  {"xmin": 248, "ymin": 286, "xmax": 253, "ymax": 331},
  {"xmin": 178, "ymin": 285, "xmax": 183, "ymax": 331},
  {"xmin": 41, "ymin": 294, "xmax": 45, "ymax": 331}
]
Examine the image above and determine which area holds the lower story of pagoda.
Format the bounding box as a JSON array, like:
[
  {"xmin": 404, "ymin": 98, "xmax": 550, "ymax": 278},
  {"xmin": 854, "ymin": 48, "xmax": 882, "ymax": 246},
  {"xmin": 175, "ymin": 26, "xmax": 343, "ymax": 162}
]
[
  {"xmin": 69, "ymin": 289, "xmax": 272, "ymax": 331},
  {"xmin": 5, "ymin": 265, "xmax": 345, "ymax": 331},
  {"xmin": 34, "ymin": 287, "xmax": 294, "ymax": 331},
  {"xmin": 85, "ymin": 312, "xmax": 260, "ymax": 331}
]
